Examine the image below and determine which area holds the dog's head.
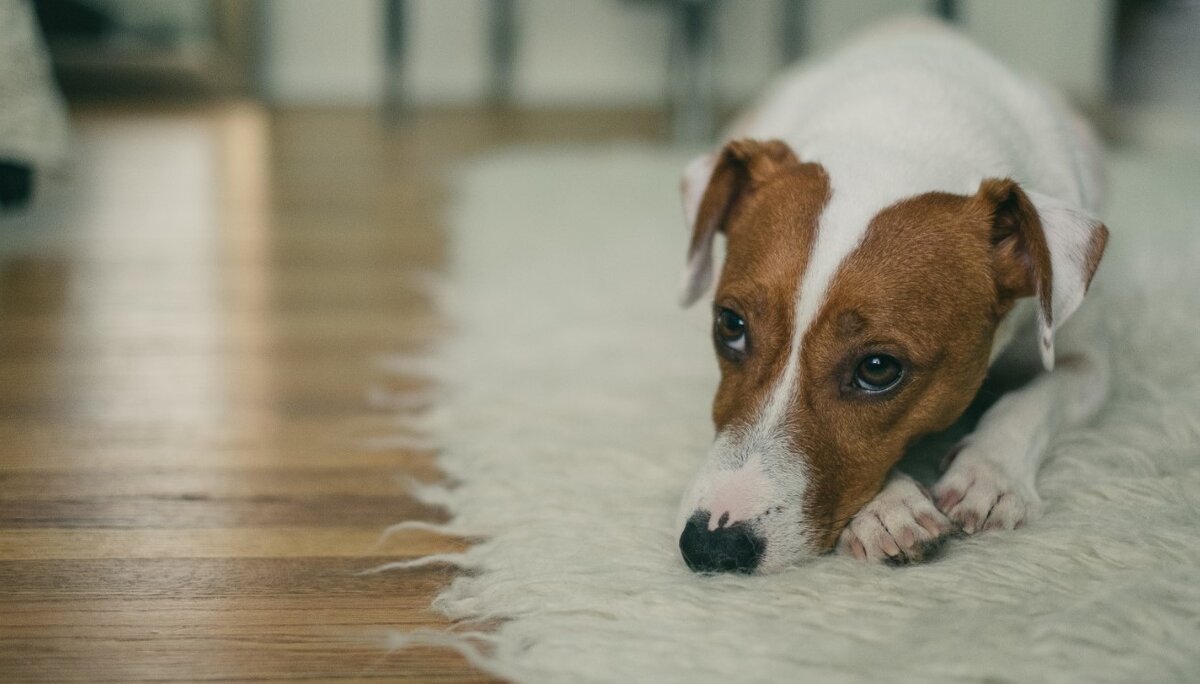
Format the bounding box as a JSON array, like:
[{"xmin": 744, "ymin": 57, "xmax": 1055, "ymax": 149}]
[{"xmin": 675, "ymin": 139, "xmax": 1107, "ymax": 574}]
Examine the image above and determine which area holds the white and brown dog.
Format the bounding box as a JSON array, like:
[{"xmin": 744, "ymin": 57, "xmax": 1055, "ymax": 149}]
[{"xmin": 675, "ymin": 20, "xmax": 1109, "ymax": 574}]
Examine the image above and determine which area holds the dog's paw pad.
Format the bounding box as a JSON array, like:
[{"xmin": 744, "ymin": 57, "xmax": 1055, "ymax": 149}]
[
  {"xmin": 933, "ymin": 455, "xmax": 1041, "ymax": 534},
  {"xmin": 838, "ymin": 476, "xmax": 952, "ymax": 564}
]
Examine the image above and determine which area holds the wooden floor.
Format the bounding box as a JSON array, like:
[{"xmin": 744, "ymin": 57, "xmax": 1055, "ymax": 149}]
[{"xmin": 0, "ymin": 104, "xmax": 664, "ymax": 682}]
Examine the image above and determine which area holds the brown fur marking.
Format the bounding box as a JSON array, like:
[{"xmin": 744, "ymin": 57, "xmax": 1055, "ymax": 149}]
[
  {"xmin": 797, "ymin": 192, "xmax": 1004, "ymax": 548},
  {"xmin": 704, "ymin": 141, "xmax": 831, "ymax": 433}
]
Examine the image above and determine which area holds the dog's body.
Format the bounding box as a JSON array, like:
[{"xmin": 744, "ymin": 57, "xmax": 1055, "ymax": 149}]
[{"xmin": 675, "ymin": 20, "xmax": 1110, "ymax": 574}]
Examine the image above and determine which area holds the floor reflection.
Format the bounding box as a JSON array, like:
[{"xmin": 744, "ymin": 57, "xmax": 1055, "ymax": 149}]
[{"xmin": 0, "ymin": 104, "xmax": 659, "ymax": 681}]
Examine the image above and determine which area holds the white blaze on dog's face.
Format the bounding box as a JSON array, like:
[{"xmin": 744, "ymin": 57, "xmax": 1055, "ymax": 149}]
[{"xmin": 674, "ymin": 139, "xmax": 1107, "ymax": 574}]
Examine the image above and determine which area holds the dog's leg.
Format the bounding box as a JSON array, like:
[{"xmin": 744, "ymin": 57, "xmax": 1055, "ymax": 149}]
[
  {"xmin": 933, "ymin": 351, "xmax": 1110, "ymax": 533},
  {"xmin": 837, "ymin": 472, "xmax": 952, "ymax": 564}
]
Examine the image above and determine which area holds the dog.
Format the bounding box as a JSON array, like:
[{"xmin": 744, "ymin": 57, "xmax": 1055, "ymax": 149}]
[{"xmin": 674, "ymin": 19, "xmax": 1110, "ymax": 574}]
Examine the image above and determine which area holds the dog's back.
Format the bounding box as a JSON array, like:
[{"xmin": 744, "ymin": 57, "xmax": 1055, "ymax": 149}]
[{"xmin": 731, "ymin": 19, "xmax": 1103, "ymax": 215}]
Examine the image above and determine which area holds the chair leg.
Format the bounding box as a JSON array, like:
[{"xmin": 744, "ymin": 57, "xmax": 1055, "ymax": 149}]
[
  {"xmin": 779, "ymin": 0, "xmax": 807, "ymax": 65},
  {"xmin": 0, "ymin": 161, "xmax": 34, "ymax": 210},
  {"xmin": 668, "ymin": 0, "xmax": 718, "ymax": 145},
  {"xmin": 931, "ymin": 0, "xmax": 959, "ymax": 22},
  {"xmin": 488, "ymin": 0, "xmax": 517, "ymax": 108},
  {"xmin": 383, "ymin": 0, "xmax": 407, "ymax": 119}
]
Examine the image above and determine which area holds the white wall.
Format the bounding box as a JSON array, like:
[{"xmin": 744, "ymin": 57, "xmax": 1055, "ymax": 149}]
[
  {"xmin": 261, "ymin": 0, "xmax": 385, "ymax": 105},
  {"xmin": 961, "ymin": 0, "xmax": 1116, "ymax": 103},
  {"xmin": 514, "ymin": 0, "xmax": 670, "ymax": 106},
  {"xmin": 406, "ymin": 0, "xmax": 489, "ymax": 105},
  {"xmin": 805, "ymin": 0, "xmax": 928, "ymax": 54},
  {"xmin": 261, "ymin": 0, "xmax": 1114, "ymax": 107}
]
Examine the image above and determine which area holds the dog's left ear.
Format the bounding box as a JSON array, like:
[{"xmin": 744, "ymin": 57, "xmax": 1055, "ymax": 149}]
[
  {"xmin": 678, "ymin": 139, "xmax": 801, "ymax": 306},
  {"xmin": 977, "ymin": 178, "xmax": 1109, "ymax": 371}
]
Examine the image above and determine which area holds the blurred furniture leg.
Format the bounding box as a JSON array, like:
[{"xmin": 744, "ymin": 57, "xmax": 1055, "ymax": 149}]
[
  {"xmin": 383, "ymin": 0, "xmax": 407, "ymax": 118},
  {"xmin": 489, "ymin": 0, "xmax": 516, "ymax": 108},
  {"xmin": 0, "ymin": 161, "xmax": 33, "ymax": 210},
  {"xmin": 0, "ymin": 0, "xmax": 68, "ymax": 211},
  {"xmin": 931, "ymin": 0, "xmax": 959, "ymax": 22},
  {"xmin": 668, "ymin": 0, "xmax": 717, "ymax": 145},
  {"xmin": 779, "ymin": 0, "xmax": 806, "ymax": 65}
]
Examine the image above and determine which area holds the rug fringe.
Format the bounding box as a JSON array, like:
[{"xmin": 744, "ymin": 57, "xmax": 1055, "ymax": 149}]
[
  {"xmin": 366, "ymin": 385, "xmax": 442, "ymax": 412},
  {"xmin": 361, "ymin": 433, "xmax": 441, "ymax": 452},
  {"xmin": 392, "ymin": 407, "xmax": 448, "ymax": 434},
  {"xmin": 359, "ymin": 552, "xmax": 474, "ymax": 574},
  {"xmin": 374, "ymin": 355, "xmax": 444, "ymax": 379},
  {"xmin": 402, "ymin": 477, "xmax": 456, "ymax": 508},
  {"xmin": 378, "ymin": 519, "xmax": 468, "ymax": 539}
]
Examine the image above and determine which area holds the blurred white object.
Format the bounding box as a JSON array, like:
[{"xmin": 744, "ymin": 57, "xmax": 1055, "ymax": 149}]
[{"xmin": 0, "ymin": 0, "xmax": 69, "ymax": 207}]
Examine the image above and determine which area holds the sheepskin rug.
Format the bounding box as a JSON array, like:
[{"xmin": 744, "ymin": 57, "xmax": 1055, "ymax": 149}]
[{"xmin": 389, "ymin": 145, "xmax": 1200, "ymax": 682}]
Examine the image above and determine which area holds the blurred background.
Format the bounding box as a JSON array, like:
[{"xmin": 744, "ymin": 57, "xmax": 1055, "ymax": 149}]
[
  {"xmin": 11, "ymin": 1, "xmax": 1200, "ymax": 137},
  {"xmin": 4, "ymin": 0, "xmax": 1199, "ymax": 210},
  {"xmin": 0, "ymin": 1, "xmax": 1196, "ymax": 680}
]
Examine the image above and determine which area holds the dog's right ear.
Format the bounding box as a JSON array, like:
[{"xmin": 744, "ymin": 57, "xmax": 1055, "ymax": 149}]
[
  {"xmin": 678, "ymin": 139, "xmax": 800, "ymax": 307},
  {"xmin": 975, "ymin": 178, "xmax": 1109, "ymax": 371}
]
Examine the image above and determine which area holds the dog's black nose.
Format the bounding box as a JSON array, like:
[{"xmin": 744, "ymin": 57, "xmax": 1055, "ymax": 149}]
[{"xmin": 678, "ymin": 512, "xmax": 764, "ymax": 574}]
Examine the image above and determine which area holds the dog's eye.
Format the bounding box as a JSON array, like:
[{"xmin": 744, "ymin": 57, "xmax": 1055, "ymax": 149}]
[
  {"xmin": 714, "ymin": 308, "xmax": 747, "ymax": 354},
  {"xmin": 854, "ymin": 355, "xmax": 903, "ymax": 392}
]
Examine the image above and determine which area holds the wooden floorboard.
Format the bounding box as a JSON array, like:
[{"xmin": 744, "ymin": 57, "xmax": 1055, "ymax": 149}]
[{"xmin": 0, "ymin": 103, "xmax": 664, "ymax": 681}]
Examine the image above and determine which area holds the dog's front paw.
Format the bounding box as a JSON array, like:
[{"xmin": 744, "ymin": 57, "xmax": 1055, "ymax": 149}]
[
  {"xmin": 837, "ymin": 475, "xmax": 952, "ymax": 564},
  {"xmin": 933, "ymin": 450, "xmax": 1042, "ymax": 534}
]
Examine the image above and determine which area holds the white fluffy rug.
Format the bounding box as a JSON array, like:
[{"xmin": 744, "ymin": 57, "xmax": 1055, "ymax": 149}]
[{"xmin": 389, "ymin": 146, "xmax": 1200, "ymax": 682}]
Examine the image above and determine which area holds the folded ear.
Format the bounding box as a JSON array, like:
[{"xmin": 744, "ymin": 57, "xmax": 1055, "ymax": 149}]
[
  {"xmin": 978, "ymin": 178, "xmax": 1109, "ymax": 371},
  {"xmin": 678, "ymin": 139, "xmax": 800, "ymax": 307}
]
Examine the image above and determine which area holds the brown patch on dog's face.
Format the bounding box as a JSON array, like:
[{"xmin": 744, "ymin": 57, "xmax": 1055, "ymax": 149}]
[
  {"xmin": 793, "ymin": 192, "xmax": 1008, "ymax": 548},
  {"xmin": 706, "ymin": 156, "xmax": 830, "ymax": 433}
]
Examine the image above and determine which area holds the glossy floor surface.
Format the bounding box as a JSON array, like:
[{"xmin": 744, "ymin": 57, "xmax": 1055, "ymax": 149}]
[{"xmin": 0, "ymin": 104, "xmax": 662, "ymax": 681}]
